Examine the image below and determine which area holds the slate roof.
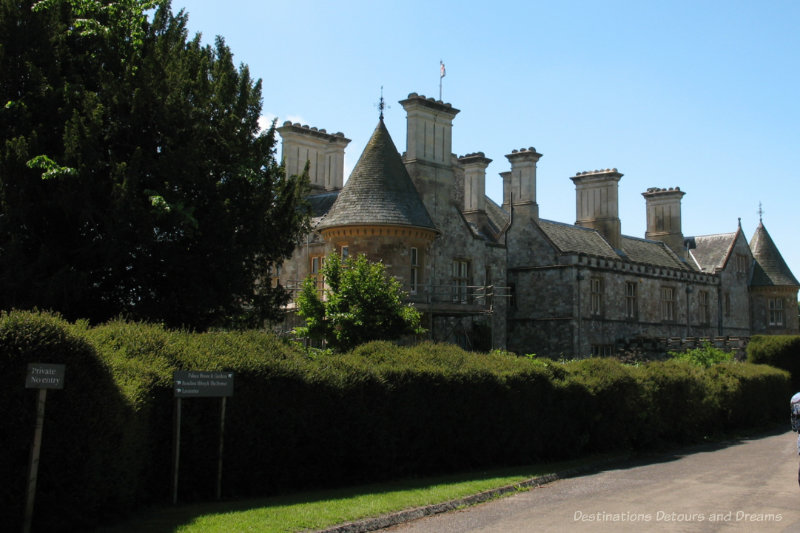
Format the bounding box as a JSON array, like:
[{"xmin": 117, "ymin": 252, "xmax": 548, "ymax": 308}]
[
  {"xmin": 308, "ymin": 191, "xmax": 339, "ymax": 222},
  {"xmin": 317, "ymin": 120, "xmax": 436, "ymax": 232},
  {"xmin": 750, "ymin": 221, "xmax": 799, "ymax": 287},
  {"xmin": 537, "ymin": 219, "xmax": 618, "ymax": 258},
  {"xmin": 485, "ymin": 197, "xmax": 511, "ymax": 235},
  {"xmin": 690, "ymin": 232, "xmax": 737, "ymax": 273},
  {"xmin": 463, "ymin": 197, "xmax": 509, "ymax": 243},
  {"xmin": 619, "ymin": 235, "xmax": 691, "ymax": 269},
  {"xmin": 536, "ymin": 219, "xmax": 691, "ymax": 270}
]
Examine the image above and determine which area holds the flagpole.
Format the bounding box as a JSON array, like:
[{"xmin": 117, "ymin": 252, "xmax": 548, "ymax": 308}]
[{"xmin": 439, "ymin": 60, "xmax": 445, "ymax": 101}]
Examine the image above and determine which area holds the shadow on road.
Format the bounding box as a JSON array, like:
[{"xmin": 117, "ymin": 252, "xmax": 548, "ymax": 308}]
[{"xmin": 566, "ymin": 424, "xmax": 788, "ymax": 478}]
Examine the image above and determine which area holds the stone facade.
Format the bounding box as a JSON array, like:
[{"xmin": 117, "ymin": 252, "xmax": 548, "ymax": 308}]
[{"xmin": 276, "ymin": 92, "xmax": 799, "ymax": 356}]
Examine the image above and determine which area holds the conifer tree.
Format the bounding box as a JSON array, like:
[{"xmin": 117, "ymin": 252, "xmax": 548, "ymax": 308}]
[{"xmin": 0, "ymin": 0, "xmax": 309, "ymax": 328}]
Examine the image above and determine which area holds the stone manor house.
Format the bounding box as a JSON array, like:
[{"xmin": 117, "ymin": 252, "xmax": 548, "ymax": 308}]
[{"xmin": 276, "ymin": 92, "xmax": 799, "ymax": 357}]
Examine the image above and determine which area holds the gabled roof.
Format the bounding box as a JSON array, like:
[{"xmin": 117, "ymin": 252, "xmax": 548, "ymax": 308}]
[
  {"xmin": 536, "ymin": 219, "xmax": 692, "ymax": 270},
  {"xmin": 690, "ymin": 231, "xmax": 738, "ymax": 273},
  {"xmin": 750, "ymin": 221, "xmax": 799, "ymax": 287},
  {"xmin": 317, "ymin": 120, "xmax": 436, "ymax": 232}
]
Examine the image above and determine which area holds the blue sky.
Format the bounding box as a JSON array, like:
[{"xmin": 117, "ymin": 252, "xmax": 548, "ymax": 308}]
[{"xmin": 174, "ymin": 0, "xmax": 800, "ymax": 286}]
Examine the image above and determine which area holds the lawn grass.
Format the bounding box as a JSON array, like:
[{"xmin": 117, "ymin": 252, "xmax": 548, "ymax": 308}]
[{"xmin": 94, "ymin": 458, "xmax": 595, "ymax": 533}]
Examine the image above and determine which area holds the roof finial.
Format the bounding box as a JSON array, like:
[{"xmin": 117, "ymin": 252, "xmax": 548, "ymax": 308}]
[
  {"xmin": 758, "ymin": 201, "xmax": 764, "ymax": 222},
  {"xmin": 376, "ymin": 86, "xmax": 388, "ymax": 121}
]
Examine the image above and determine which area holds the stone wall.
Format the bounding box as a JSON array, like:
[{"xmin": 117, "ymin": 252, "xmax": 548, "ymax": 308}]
[{"xmin": 751, "ymin": 286, "xmax": 800, "ymax": 335}]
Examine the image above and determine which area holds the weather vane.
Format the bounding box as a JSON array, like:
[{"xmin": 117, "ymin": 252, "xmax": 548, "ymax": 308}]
[
  {"xmin": 758, "ymin": 202, "xmax": 764, "ymax": 222},
  {"xmin": 376, "ymin": 86, "xmax": 390, "ymax": 120}
]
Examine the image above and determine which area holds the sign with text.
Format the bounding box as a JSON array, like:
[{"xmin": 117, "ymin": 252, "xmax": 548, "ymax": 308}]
[
  {"xmin": 174, "ymin": 371, "xmax": 234, "ymax": 398},
  {"xmin": 25, "ymin": 363, "xmax": 66, "ymax": 389}
]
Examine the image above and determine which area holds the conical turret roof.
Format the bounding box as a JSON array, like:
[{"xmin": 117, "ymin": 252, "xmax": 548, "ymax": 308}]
[
  {"xmin": 750, "ymin": 221, "xmax": 799, "ymax": 287},
  {"xmin": 317, "ymin": 120, "xmax": 436, "ymax": 231}
]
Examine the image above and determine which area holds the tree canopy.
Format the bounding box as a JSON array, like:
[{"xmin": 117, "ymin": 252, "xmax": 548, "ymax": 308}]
[
  {"xmin": 0, "ymin": 0, "xmax": 309, "ymax": 329},
  {"xmin": 295, "ymin": 254, "xmax": 424, "ymax": 352}
]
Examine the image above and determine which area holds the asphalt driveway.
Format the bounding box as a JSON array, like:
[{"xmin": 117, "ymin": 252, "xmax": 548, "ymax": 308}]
[{"xmin": 383, "ymin": 429, "xmax": 800, "ymax": 532}]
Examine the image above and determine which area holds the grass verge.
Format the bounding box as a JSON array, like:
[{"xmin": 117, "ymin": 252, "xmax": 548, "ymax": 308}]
[{"xmin": 94, "ymin": 457, "xmax": 599, "ymax": 533}]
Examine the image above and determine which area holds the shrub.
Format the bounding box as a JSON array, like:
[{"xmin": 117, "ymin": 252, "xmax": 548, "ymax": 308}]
[
  {"xmin": 747, "ymin": 335, "xmax": 800, "ymax": 391},
  {"xmin": 294, "ymin": 254, "xmax": 424, "ymax": 352},
  {"xmin": 669, "ymin": 342, "xmax": 734, "ymax": 367}
]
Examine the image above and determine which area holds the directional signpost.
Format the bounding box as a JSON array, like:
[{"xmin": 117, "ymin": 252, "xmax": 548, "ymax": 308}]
[
  {"xmin": 174, "ymin": 371, "xmax": 234, "ymax": 397},
  {"xmin": 172, "ymin": 371, "xmax": 234, "ymax": 504},
  {"xmin": 23, "ymin": 363, "xmax": 65, "ymax": 533}
]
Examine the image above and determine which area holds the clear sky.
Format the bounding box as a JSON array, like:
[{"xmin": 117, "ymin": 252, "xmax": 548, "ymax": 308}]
[{"xmin": 174, "ymin": 0, "xmax": 800, "ymax": 288}]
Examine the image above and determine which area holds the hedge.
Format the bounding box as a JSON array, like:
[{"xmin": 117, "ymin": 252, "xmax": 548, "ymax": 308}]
[
  {"xmin": 747, "ymin": 335, "xmax": 800, "ymax": 391},
  {"xmin": 0, "ymin": 311, "xmax": 791, "ymax": 532},
  {"xmin": 0, "ymin": 312, "xmax": 135, "ymax": 532}
]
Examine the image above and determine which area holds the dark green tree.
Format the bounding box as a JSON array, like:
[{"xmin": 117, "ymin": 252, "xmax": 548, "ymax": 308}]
[
  {"xmin": 0, "ymin": 0, "xmax": 309, "ymax": 328},
  {"xmin": 295, "ymin": 254, "xmax": 424, "ymax": 352}
]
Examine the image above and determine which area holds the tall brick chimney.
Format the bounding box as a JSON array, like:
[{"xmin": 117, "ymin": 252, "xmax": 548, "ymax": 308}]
[
  {"xmin": 571, "ymin": 169, "xmax": 623, "ymax": 249},
  {"xmin": 642, "ymin": 186, "xmax": 685, "ymax": 256}
]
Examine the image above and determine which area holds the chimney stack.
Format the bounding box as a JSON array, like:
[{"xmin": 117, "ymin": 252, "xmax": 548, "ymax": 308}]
[
  {"xmin": 642, "ymin": 187, "xmax": 686, "ymax": 256},
  {"xmin": 277, "ymin": 122, "xmax": 350, "ymax": 191},
  {"xmin": 500, "ymin": 171, "xmax": 511, "ymax": 210},
  {"xmin": 399, "ymin": 93, "xmax": 459, "ymax": 165},
  {"xmin": 459, "ymin": 152, "xmax": 491, "ymax": 214},
  {"xmin": 505, "ymin": 147, "xmax": 542, "ymax": 220},
  {"xmin": 571, "ymin": 169, "xmax": 623, "ymax": 249}
]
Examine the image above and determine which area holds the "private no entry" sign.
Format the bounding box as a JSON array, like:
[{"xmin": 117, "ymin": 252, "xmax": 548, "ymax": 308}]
[{"xmin": 25, "ymin": 363, "xmax": 65, "ymax": 390}]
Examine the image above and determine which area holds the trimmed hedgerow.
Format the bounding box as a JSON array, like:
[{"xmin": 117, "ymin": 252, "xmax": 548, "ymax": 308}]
[
  {"xmin": 81, "ymin": 320, "xmax": 186, "ymax": 506},
  {"xmin": 747, "ymin": 335, "xmax": 800, "ymax": 390},
  {"xmin": 0, "ymin": 313, "xmax": 791, "ymax": 532},
  {"xmin": 631, "ymin": 360, "xmax": 712, "ymax": 446},
  {"xmin": 0, "ymin": 311, "xmax": 134, "ymax": 532},
  {"xmin": 704, "ymin": 362, "xmax": 789, "ymax": 431}
]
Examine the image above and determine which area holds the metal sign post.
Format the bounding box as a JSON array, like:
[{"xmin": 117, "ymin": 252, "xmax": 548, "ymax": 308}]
[
  {"xmin": 172, "ymin": 396, "xmax": 182, "ymax": 505},
  {"xmin": 217, "ymin": 396, "xmax": 227, "ymax": 501},
  {"xmin": 23, "ymin": 363, "xmax": 65, "ymax": 533},
  {"xmin": 172, "ymin": 371, "xmax": 234, "ymax": 504}
]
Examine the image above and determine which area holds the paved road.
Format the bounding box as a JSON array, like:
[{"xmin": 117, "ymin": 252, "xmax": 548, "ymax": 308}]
[{"xmin": 384, "ymin": 430, "xmax": 800, "ymax": 532}]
